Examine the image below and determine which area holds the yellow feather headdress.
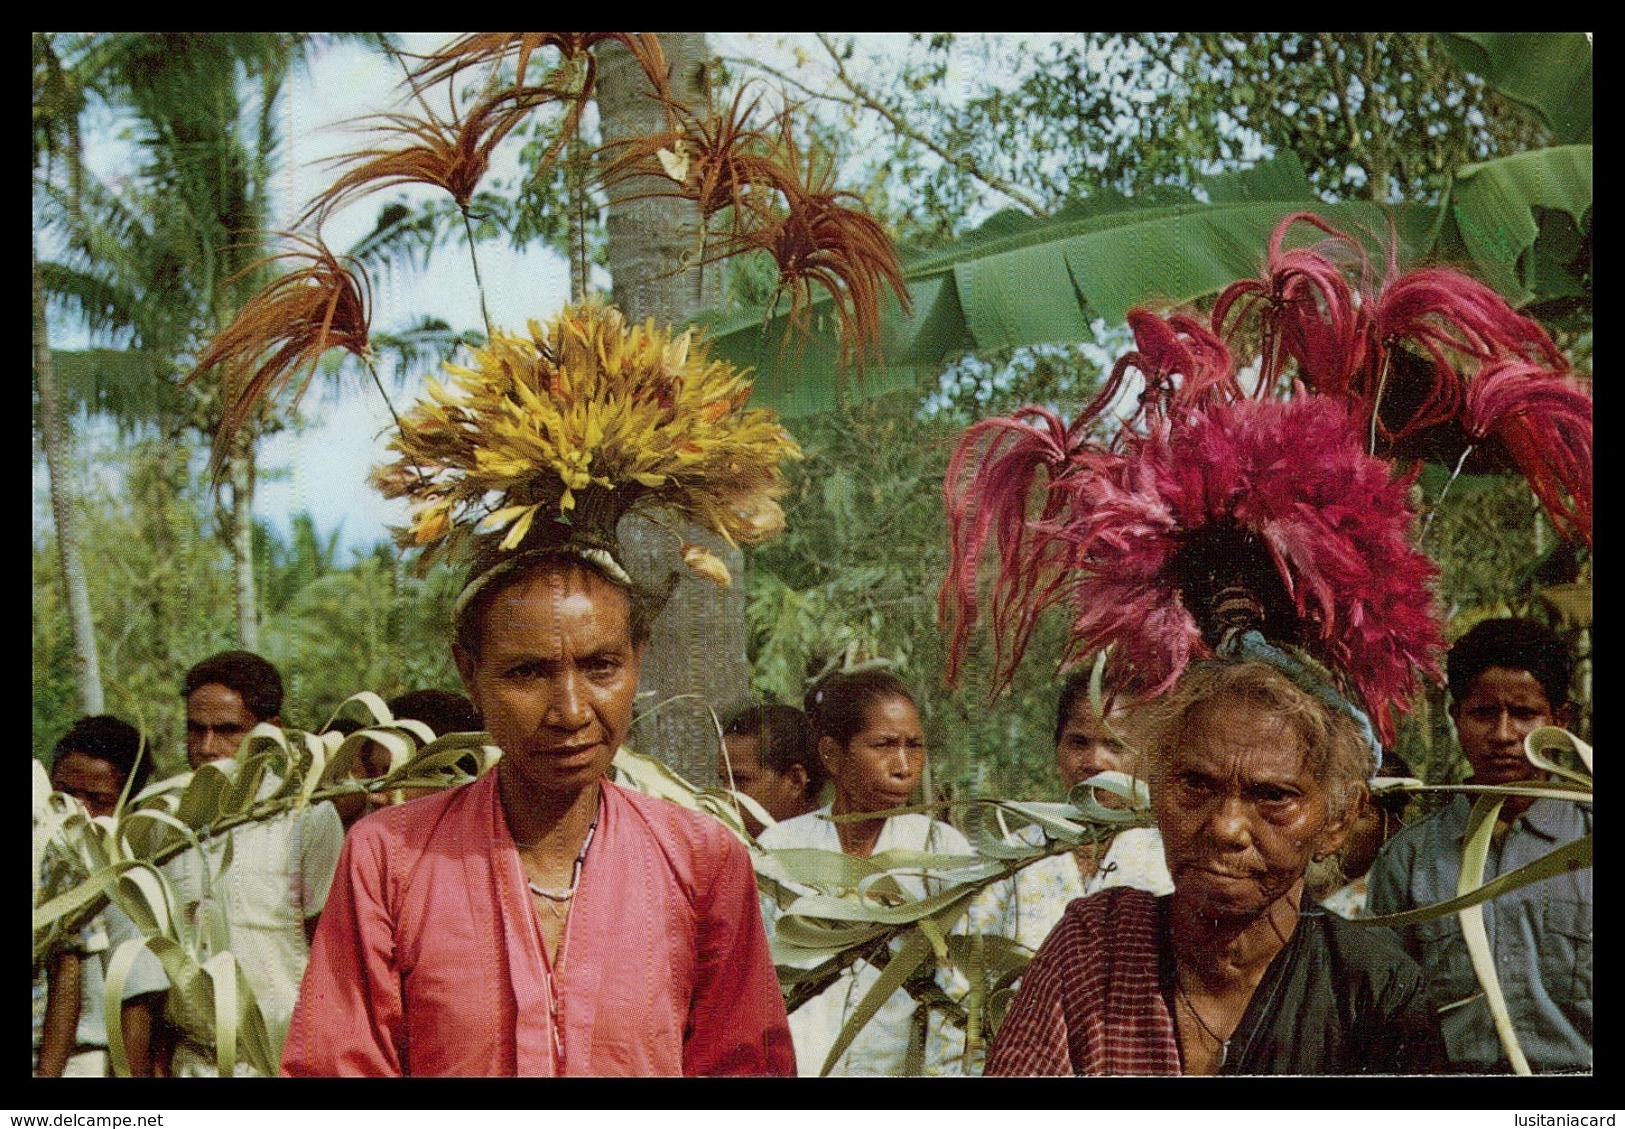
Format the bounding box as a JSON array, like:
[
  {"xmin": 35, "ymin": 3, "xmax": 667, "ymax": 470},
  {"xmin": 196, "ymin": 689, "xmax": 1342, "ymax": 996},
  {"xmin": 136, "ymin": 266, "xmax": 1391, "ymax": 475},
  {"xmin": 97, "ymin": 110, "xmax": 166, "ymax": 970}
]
[{"xmin": 373, "ymin": 300, "xmax": 801, "ymax": 591}]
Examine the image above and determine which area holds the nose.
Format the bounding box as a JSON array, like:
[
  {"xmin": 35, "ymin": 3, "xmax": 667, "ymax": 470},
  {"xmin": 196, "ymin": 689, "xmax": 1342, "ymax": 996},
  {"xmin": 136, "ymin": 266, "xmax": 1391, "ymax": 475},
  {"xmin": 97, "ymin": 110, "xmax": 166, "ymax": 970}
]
[
  {"xmin": 891, "ymin": 747, "xmax": 923, "ymax": 785},
  {"xmin": 1490, "ymin": 709, "xmax": 1521, "ymax": 744},
  {"xmin": 543, "ymin": 670, "xmax": 592, "ymax": 731},
  {"xmin": 1205, "ymin": 794, "xmax": 1252, "ymax": 850}
]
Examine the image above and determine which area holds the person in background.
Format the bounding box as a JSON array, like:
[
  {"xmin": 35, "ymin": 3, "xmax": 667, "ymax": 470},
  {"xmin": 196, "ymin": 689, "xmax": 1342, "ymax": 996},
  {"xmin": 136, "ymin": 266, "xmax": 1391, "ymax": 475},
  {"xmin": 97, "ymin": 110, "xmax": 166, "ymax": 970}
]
[
  {"xmin": 111, "ymin": 650, "xmax": 344, "ymax": 1075},
  {"xmin": 1000, "ymin": 669, "xmax": 1173, "ymax": 954},
  {"xmin": 719, "ymin": 701, "xmax": 823, "ymax": 836},
  {"xmin": 1312, "ymin": 749, "xmax": 1414, "ymax": 919},
  {"xmin": 334, "ymin": 689, "xmax": 485, "ymax": 831},
  {"xmin": 1367, "ymin": 617, "xmax": 1591, "ymax": 1073},
  {"xmin": 36, "ymin": 716, "xmax": 151, "ymax": 1077},
  {"xmin": 759, "ymin": 670, "xmax": 991, "ymax": 1076}
]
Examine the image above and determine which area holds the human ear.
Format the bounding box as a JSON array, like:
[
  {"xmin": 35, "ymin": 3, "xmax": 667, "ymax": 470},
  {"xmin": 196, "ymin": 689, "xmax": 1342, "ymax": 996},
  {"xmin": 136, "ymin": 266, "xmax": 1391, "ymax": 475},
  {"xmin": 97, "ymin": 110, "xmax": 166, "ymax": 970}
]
[
  {"xmin": 1555, "ymin": 702, "xmax": 1578, "ymax": 731},
  {"xmin": 818, "ymin": 735, "xmax": 842, "ymax": 774},
  {"xmin": 786, "ymin": 762, "xmax": 811, "ymax": 797},
  {"xmin": 1313, "ymin": 786, "xmax": 1363, "ymax": 859},
  {"xmin": 453, "ymin": 643, "xmax": 480, "ymax": 702}
]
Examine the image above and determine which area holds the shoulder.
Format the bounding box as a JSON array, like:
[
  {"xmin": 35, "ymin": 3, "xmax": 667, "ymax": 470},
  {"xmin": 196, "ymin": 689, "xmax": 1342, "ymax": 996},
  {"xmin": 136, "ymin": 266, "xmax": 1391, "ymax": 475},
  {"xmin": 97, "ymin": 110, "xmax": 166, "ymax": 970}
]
[
  {"xmin": 1524, "ymin": 796, "xmax": 1592, "ymax": 841},
  {"xmin": 1313, "ymin": 906, "xmax": 1417, "ymax": 974},
  {"xmin": 604, "ymin": 780, "xmax": 748, "ymax": 870},
  {"xmin": 1309, "ymin": 908, "xmax": 1433, "ymax": 1014},
  {"xmin": 342, "ymin": 778, "xmax": 485, "ymax": 872},
  {"xmin": 1059, "ymin": 885, "xmax": 1160, "ymax": 936},
  {"xmin": 892, "ymin": 811, "xmax": 970, "ymax": 852},
  {"xmin": 1373, "ymin": 799, "xmax": 1461, "ymax": 873},
  {"xmin": 757, "ymin": 807, "xmax": 829, "ymax": 850}
]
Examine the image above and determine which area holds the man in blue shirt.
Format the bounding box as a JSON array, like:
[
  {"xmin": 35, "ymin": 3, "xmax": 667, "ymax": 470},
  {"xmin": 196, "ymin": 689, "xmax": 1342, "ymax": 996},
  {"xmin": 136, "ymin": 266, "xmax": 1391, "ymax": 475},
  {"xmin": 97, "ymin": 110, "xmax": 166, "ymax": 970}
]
[{"xmin": 1368, "ymin": 617, "xmax": 1591, "ymax": 1073}]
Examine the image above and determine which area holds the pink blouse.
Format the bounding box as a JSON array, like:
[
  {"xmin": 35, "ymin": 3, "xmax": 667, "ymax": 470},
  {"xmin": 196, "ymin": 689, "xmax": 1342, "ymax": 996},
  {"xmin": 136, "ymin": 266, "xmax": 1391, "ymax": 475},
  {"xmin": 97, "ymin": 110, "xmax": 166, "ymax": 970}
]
[{"xmin": 281, "ymin": 771, "xmax": 793, "ymax": 1076}]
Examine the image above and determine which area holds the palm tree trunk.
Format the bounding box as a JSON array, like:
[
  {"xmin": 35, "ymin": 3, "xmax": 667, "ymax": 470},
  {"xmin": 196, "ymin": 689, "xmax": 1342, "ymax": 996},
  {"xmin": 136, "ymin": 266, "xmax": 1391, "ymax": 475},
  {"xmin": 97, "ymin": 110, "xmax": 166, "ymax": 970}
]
[
  {"xmin": 34, "ymin": 240, "xmax": 105, "ymax": 714},
  {"xmin": 597, "ymin": 33, "xmax": 745, "ymax": 787}
]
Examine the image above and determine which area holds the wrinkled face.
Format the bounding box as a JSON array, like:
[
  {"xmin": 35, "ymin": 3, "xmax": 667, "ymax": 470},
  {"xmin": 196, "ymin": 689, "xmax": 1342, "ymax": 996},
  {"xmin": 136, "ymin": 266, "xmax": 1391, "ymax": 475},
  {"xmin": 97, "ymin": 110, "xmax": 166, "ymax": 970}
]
[
  {"xmin": 456, "ymin": 564, "xmax": 643, "ymax": 802},
  {"xmin": 1154, "ymin": 695, "xmax": 1350, "ymax": 921},
  {"xmin": 827, "ymin": 696, "xmax": 925, "ymax": 816},
  {"xmin": 1055, "ymin": 695, "xmax": 1134, "ymax": 792},
  {"xmin": 719, "ymin": 734, "xmax": 809, "ymax": 825},
  {"xmin": 52, "ymin": 751, "xmax": 125, "ymax": 819},
  {"xmin": 186, "ymin": 682, "xmax": 262, "ymax": 770},
  {"xmin": 1450, "ymin": 667, "xmax": 1556, "ymax": 787}
]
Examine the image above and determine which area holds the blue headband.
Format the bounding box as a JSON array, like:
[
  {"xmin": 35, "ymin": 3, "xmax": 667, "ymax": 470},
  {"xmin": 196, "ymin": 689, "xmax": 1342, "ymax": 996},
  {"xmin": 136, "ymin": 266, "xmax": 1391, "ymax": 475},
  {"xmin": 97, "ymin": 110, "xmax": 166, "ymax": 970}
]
[{"xmin": 1218, "ymin": 630, "xmax": 1383, "ymax": 777}]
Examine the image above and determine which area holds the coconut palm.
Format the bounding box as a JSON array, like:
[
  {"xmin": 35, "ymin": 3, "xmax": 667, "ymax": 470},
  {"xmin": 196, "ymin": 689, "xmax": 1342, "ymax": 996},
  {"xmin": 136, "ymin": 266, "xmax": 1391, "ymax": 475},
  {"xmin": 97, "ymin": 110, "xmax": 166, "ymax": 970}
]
[{"xmin": 40, "ymin": 32, "xmax": 381, "ymax": 651}]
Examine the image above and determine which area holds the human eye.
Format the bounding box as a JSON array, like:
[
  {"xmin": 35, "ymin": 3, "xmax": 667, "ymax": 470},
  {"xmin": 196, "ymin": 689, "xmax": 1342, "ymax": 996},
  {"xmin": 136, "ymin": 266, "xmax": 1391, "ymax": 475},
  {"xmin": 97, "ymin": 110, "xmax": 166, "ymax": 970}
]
[
  {"xmin": 583, "ymin": 654, "xmax": 623, "ymax": 680},
  {"xmin": 1174, "ymin": 771, "xmax": 1212, "ymax": 796}
]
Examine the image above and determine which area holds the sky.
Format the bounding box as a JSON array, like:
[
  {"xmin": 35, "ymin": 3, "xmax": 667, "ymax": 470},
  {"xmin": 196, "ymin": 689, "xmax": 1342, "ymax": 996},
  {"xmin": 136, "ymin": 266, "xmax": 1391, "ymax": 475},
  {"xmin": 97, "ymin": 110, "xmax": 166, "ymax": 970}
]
[
  {"xmin": 255, "ymin": 33, "xmax": 573, "ymax": 554},
  {"xmin": 131, "ymin": 33, "xmax": 854, "ymax": 556},
  {"xmin": 39, "ymin": 33, "xmax": 966, "ymax": 557}
]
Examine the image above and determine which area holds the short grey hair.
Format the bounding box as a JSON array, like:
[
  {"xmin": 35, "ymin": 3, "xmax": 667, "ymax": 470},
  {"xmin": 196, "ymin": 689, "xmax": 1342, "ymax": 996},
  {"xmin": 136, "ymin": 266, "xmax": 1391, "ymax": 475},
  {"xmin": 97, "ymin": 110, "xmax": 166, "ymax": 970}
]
[{"xmin": 1139, "ymin": 660, "xmax": 1371, "ymax": 822}]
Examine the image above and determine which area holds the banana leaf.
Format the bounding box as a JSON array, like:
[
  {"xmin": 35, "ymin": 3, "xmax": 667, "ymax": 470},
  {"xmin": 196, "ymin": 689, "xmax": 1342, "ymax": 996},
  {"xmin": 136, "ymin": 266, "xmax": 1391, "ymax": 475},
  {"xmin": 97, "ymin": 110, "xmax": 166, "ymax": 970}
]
[
  {"xmin": 704, "ymin": 34, "xmax": 1591, "ymax": 418},
  {"xmin": 1438, "ymin": 33, "xmax": 1591, "ymax": 145}
]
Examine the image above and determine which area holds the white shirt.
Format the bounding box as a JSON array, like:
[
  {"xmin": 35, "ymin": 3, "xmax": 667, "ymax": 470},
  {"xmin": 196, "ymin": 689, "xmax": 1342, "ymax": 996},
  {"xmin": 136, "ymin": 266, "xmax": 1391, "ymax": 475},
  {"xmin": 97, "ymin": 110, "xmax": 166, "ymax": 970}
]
[
  {"xmin": 758, "ymin": 808, "xmax": 992, "ymax": 1076},
  {"xmin": 109, "ymin": 772, "xmax": 343, "ymax": 1074}
]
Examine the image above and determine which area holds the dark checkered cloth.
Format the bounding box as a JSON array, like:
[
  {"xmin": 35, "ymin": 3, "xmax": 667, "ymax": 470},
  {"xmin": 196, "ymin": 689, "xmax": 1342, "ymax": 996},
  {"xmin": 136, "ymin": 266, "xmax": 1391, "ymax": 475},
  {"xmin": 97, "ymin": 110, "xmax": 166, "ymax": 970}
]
[{"xmin": 985, "ymin": 886, "xmax": 1180, "ymax": 1076}]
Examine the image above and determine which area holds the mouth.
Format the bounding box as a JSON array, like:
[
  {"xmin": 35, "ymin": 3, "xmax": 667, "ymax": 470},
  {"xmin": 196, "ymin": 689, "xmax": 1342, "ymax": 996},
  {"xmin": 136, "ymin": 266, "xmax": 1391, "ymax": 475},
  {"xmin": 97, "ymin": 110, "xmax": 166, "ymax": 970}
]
[
  {"xmin": 542, "ymin": 741, "xmax": 605, "ymax": 765},
  {"xmin": 1187, "ymin": 864, "xmax": 1259, "ymax": 883}
]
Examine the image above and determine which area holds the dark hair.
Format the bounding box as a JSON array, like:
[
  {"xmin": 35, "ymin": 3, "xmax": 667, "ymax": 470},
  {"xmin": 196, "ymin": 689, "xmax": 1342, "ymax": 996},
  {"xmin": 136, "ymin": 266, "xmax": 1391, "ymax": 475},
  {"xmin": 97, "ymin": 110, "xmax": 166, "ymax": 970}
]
[
  {"xmin": 1447, "ymin": 617, "xmax": 1572, "ymax": 712},
  {"xmin": 805, "ymin": 670, "xmax": 918, "ymax": 747},
  {"xmin": 52, "ymin": 715, "xmax": 151, "ymax": 796},
  {"xmin": 183, "ymin": 650, "xmax": 284, "ymax": 722},
  {"xmin": 453, "ymin": 551, "xmax": 657, "ymax": 661},
  {"xmin": 1054, "ymin": 669, "xmax": 1094, "ymax": 747},
  {"xmin": 389, "ymin": 689, "xmax": 483, "ymax": 736},
  {"xmin": 724, "ymin": 702, "xmax": 823, "ymax": 793}
]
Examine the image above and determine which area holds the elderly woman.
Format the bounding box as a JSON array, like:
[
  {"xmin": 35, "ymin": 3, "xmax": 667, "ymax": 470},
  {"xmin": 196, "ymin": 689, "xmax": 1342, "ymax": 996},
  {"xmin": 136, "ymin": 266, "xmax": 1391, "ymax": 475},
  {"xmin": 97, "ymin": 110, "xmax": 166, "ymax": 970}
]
[
  {"xmin": 986, "ymin": 660, "xmax": 1445, "ymax": 1075},
  {"xmin": 759, "ymin": 669, "xmax": 983, "ymax": 1076}
]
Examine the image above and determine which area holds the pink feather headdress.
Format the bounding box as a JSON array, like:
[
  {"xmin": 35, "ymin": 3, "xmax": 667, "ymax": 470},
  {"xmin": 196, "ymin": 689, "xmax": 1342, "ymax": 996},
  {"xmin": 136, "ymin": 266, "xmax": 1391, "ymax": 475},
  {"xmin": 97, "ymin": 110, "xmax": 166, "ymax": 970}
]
[
  {"xmin": 1213, "ymin": 212, "xmax": 1591, "ymax": 546},
  {"xmin": 941, "ymin": 213, "xmax": 1588, "ymax": 745}
]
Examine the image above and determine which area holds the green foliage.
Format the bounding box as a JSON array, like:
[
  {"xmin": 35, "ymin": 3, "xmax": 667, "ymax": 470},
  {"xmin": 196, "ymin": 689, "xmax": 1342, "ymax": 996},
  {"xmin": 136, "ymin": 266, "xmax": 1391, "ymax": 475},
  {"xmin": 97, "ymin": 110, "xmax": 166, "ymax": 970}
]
[
  {"xmin": 31, "ymin": 435, "xmax": 464, "ymax": 775},
  {"xmin": 264, "ymin": 547, "xmax": 463, "ymax": 730},
  {"xmin": 34, "ymin": 702, "xmax": 493, "ymax": 1074},
  {"xmin": 744, "ymin": 359, "xmax": 1106, "ymax": 805}
]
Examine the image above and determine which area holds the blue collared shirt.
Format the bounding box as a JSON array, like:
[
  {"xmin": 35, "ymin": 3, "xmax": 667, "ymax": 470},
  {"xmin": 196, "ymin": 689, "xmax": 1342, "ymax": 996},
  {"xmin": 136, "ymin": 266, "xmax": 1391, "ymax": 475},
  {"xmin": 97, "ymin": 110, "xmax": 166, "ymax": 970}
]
[{"xmin": 1367, "ymin": 793, "xmax": 1592, "ymax": 1073}]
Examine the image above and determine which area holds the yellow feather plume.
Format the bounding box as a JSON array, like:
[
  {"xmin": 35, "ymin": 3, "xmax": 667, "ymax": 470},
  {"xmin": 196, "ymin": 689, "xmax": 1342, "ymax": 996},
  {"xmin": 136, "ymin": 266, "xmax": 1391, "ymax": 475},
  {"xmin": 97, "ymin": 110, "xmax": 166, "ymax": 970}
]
[{"xmin": 375, "ymin": 300, "xmax": 801, "ymax": 580}]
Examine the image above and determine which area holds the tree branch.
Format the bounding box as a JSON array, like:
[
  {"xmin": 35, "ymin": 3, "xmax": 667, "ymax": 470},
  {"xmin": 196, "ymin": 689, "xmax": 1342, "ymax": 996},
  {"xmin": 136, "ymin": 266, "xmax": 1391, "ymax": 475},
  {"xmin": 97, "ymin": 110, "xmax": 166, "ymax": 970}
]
[{"xmin": 724, "ymin": 35, "xmax": 1046, "ymax": 216}]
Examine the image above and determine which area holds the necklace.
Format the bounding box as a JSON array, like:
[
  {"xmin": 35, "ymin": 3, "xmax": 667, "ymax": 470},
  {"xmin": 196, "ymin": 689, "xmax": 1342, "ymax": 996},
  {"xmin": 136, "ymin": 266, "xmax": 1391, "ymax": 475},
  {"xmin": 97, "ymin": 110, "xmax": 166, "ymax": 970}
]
[
  {"xmin": 1174, "ymin": 978, "xmax": 1233, "ymax": 1070},
  {"xmin": 525, "ymin": 800, "xmax": 600, "ymax": 917}
]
